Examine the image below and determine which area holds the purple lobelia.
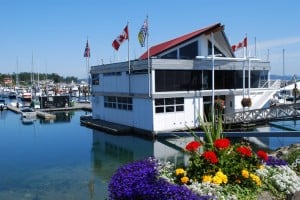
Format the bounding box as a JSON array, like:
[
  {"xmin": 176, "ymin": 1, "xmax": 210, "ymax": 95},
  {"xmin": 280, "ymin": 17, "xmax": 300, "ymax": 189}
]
[{"xmin": 108, "ymin": 157, "xmax": 211, "ymax": 200}]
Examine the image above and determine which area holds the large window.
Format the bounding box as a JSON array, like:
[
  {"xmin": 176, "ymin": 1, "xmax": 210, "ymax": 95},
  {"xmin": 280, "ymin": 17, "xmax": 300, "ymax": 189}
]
[
  {"xmin": 155, "ymin": 97, "xmax": 184, "ymax": 113},
  {"xmin": 161, "ymin": 50, "xmax": 177, "ymax": 59},
  {"xmin": 155, "ymin": 69, "xmax": 265, "ymax": 92},
  {"xmin": 179, "ymin": 41, "xmax": 198, "ymax": 59},
  {"xmin": 104, "ymin": 96, "xmax": 132, "ymax": 111},
  {"xmin": 208, "ymin": 41, "xmax": 225, "ymax": 57},
  {"xmin": 155, "ymin": 70, "xmax": 210, "ymax": 92}
]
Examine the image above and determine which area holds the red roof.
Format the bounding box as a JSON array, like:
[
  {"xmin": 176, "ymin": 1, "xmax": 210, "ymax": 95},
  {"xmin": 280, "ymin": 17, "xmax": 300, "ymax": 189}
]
[{"xmin": 139, "ymin": 23, "xmax": 223, "ymax": 60}]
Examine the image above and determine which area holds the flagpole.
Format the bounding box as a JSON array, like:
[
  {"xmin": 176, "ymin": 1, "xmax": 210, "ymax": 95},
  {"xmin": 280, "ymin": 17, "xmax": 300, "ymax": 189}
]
[
  {"xmin": 211, "ymin": 32, "xmax": 215, "ymax": 122},
  {"xmin": 127, "ymin": 21, "xmax": 131, "ymax": 94},
  {"xmin": 127, "ymin": 21, "xmax": 130, "ymax": 74},
  {"xmin": 146, "ymin": 15, "xmax": 151, "ymax": 97}
]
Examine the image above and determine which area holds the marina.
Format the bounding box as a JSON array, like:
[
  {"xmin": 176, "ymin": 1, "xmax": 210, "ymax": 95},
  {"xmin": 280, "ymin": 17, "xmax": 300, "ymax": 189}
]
[
  {"xmin": 1, "ymin": 105, "xmax": 300, "ymax": 199},
  {"xmin": 0, "ymin": 1, "xmax": 300, "ymax": 199}
]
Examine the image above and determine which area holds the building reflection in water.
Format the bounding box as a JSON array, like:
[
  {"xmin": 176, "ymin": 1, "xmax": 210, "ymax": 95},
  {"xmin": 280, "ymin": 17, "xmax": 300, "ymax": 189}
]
[{"xmin": 90, "ymin": 129, "xmax": 195, "ymax": 181}]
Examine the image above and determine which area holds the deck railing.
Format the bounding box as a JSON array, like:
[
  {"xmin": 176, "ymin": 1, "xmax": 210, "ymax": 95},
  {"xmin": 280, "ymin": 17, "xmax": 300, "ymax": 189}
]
[{"xmin": 223, "ymin": 102, "xmax": 300, "ymax": 125}]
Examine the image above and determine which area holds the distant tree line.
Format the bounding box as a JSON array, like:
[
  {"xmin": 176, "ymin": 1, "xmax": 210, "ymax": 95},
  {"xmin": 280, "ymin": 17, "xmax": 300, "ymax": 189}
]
[{"xmin": 0, "ymin": 72, "xmax": 78, "ymax": 86}]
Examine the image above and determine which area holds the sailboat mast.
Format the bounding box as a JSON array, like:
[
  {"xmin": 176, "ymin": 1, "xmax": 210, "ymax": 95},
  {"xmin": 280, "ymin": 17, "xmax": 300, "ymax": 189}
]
[{"xmin": 283, "ymin": 48, "xmax": 285, "ymax": 86}]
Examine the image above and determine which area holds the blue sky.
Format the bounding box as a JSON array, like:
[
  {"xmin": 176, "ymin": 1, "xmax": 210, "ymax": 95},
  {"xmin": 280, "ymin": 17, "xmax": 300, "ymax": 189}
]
[{"xmin": 1, "ymin": 0, "xmax": 299, "ymax": 78}]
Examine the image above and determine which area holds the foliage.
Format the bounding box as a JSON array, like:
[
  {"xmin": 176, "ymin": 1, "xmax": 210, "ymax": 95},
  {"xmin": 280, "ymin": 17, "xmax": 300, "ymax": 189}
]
[
  {"xmin": 0, "ymin": 72, "xmax": 78, "ymax": 85},
  {"xmin": 183, "ymin": 139, "xmax": 265, "ymax": 189},
  {"xmin": 108, "ymin": 157, "xmax": 211, "ymax": 200},
  {"xmin": 214, "ymin": 98, "xmax": 225, "ymax": 110},
  {"xmin": 284, "ymin": 148, "xmax": 300, "ymax": 173},
  {"xmin": 241, "ymin": 97, "xmax": 252, "ymax": 107},
  {"xmin": 108, "ymin": 113, "xmax": 300, "ymax": 199},
  {"xmin": 196, "ymin": 113, "xmax": 223, "ymax": 150}
]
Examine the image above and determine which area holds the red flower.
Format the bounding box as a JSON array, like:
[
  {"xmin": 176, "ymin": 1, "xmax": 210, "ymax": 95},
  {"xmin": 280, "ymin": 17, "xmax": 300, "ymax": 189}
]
[
  {"xmin": 185, "ymin": 141, "xmax": 201, "ymax": 152},
  {"xmin": 202, "ymin": 151, "xmax": 218, "ymax": 164},
  {"xmin": 214, "ymin": 138, "xmax": 230, "ymax": 149},
  {"xmin": 257, "ymin": 150, "xmax": 268, "ymax": 162},
  {"xmin": 236, "ymin": 146, "xmax": 252, "ymax": 157}
]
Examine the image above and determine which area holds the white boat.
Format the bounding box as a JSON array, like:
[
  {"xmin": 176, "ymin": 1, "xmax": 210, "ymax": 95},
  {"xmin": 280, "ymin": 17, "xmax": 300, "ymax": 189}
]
[
  {"xmin": 20, "ymin": 106, "xmax": 37, "ymax": 120},
  {"xmin": 0, "ymin": 99, "xmax": 7, "ymax": 110},
  {"xmin": 8, "ymin": 91, "xmax": 18, "ymax": 99},
  {"xmin": 21, "ymin": 92, "xmax": 32, "ymax": 101}
]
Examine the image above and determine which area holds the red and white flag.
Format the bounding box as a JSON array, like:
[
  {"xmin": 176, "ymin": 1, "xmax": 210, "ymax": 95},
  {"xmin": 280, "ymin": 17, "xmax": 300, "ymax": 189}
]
[
  {"xmin": 112, "ymin": 25, "xmax": 129, "ymax": 51},
  {"xmin": 84, "ymin": 40, "xmax": 90, "ymax": 58},
  {"xmin": 231, "ymin": 37, "xmax": 247, "ymax": 52}
]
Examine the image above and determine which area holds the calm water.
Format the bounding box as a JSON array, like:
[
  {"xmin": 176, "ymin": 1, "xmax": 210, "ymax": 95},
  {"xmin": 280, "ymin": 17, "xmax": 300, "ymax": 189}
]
[{"xmin": 1, "ymin": 104, "xmax": 300, "ymax": 199}]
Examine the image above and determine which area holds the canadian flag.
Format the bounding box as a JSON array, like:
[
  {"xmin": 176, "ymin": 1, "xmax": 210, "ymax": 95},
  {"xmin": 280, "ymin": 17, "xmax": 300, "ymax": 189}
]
[
  {"xmin": 112, "ymin": 25, "xmax": 129, "ymax": 51},
  {"xmin": 231, "ymin": 37, "xmax": 247, "ymax": 52}
]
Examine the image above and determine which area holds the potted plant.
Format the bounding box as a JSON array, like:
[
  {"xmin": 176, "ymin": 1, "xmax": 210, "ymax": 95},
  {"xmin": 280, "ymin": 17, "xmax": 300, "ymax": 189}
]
[
  {"xmin": 241, "ymin": 97, "xmax": 252, "ymax": 107},
  {"xmin": 214, "ymin": 98, "xmax": 225, "ymax": 110}
]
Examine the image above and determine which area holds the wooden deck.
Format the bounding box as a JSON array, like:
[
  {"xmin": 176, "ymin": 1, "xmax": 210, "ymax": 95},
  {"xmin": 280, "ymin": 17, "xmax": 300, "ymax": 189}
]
[{"xmin": 223, "ymin": 103, "xmax": 300, "ymax": 126}]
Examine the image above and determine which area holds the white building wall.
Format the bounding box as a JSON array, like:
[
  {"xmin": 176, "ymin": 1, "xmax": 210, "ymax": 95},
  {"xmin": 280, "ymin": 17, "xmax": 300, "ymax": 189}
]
[
  {"xmin": 153, "ymin": 97, "xmax": 203, "ymax": 132},
  {"xmin": 92, "ymin": 96, "xmax": 102, "ymax": 119},
  {"xmin": 130, "ymin": 74, "xmax": 149, "ymax": 94},
  {"xmin": 101, "ymin": 73, "xmax": 129, "ymax": 93},
  {"xmin": 133, "ymin": 99, "xmax": 153, "ymax": 131}
]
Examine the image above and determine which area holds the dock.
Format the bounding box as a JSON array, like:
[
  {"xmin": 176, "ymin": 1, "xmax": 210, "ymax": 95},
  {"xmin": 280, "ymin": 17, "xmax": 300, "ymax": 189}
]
[
  {"xmin": 80, "ymin": 116, "xmax": 155, "ymax": 139},
  {"xmin": 6, "ymin": 102, "xmax": 92, "ymax": 120}
]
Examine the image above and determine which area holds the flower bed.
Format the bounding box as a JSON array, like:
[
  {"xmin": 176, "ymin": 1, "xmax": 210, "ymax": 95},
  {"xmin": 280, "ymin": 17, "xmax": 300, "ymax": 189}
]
[{"xmin": 108, "ymin": 115, "xmax": 300, "ymax": 199}]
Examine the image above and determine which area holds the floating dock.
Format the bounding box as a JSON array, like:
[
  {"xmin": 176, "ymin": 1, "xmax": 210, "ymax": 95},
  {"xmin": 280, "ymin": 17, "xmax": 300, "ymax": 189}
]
[
  {"xmin": 80, "ymin": 116, "xmax": 155, "ymax": 139},
  {"xmin": 7, "ymin": 102, "xmax": 91, "ymax": 120}
]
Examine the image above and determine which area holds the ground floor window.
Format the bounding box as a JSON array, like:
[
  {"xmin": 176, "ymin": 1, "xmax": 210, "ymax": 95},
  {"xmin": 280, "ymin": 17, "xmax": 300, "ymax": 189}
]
[
  {"xmin": 104, "ymin": 96, "xmax": 132, "ymax": 111},
  {"xmin": 155, "ymin": 97, "xmax": 184, "ymax": 113}
]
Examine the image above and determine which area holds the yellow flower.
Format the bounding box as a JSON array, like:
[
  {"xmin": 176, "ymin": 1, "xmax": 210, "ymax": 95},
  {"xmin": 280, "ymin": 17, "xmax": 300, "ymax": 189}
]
[
  {"xmin": 212, "ymin": 175, "xmax": 222, "ymax": 185},
  {"xmin": 175, "ymin": 168, "xmax": 185, "ymax": 176},
  {"xmin": 202, "ymin": 175, "xmax": 212, "ymax": 183},
  {"xmin": 215, "ymin": 170, "xmax": 228, "ymax": 184},
  {"xmin": 181, "ymin": 176, "xmax": 189, "ymax": 184},
  {"xmin": 241, "ymin": 169, "xmax": 249, "ymax": 178},
  {"xmin": 250, "ymin": 173, "xmax": 261, "ymax": 186}
]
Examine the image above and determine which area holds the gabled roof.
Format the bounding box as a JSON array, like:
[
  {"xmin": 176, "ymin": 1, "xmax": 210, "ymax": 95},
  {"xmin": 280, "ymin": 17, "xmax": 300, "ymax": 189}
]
[{"xmin": 139, "ymin": 23, "xmax": 224, "ymax": 60}]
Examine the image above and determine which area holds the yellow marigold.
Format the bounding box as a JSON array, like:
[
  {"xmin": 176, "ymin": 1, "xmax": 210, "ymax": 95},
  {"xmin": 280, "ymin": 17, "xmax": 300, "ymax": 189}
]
[
  {"xmin": 215, "ymin": 170, "xmax": 228, "ymax": 184},
  {"xmin": 212, "ymin": 175, "xmax": 222, "ymax": 185},
  {"xmin": 241, "ymin": 169, "xmax": 249, "ymax": 178},
  {"xmin": 250, "ymin": 173, "xmax": 261, "ymax": 186},
  {"xmin": 181, "ymin": 176, "xmax": 189, "ymax": 184},
  {"xmin": 175, "ymin": 168, "xmax": 185, "ymax": 176},
  {"xmin": 221, "ymin": 174, "xmax": 228, "ymax": 184},
  {"xmin": 202, "ymin": 175, "xmax": 212, "ymax": 183}
]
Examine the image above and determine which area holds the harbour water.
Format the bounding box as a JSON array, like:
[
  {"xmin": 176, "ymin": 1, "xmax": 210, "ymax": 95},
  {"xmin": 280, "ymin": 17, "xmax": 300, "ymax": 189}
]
[{"xmin": 1, "ymin": 106, "xmax": 300, "ymax": 199}]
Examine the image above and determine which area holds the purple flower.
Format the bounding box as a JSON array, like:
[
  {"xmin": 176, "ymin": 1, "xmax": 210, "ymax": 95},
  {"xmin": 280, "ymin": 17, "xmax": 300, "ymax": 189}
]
[
  {"xmin": 265, "ymin": 156, "xmax": 287, "ymax": 166},
  {"xmin": 108, "ymin": 157, "xmax": 210, "ymax": 200}
]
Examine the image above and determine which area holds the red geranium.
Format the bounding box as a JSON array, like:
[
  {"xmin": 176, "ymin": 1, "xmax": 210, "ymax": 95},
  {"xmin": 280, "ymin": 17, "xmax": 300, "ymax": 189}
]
[
  {"xmin": 236, "ymin": 146, "xmax": 252, "ymax": 157},
  {"xmin": 202, "ymin": 150, "xmax": 218, "ymax": 164},
  {"xmin": 214, "ymin": 138, "xmax": 230, "ymax": 149},
  {"xmin": 257, "ymin": 150, "xmax": 268, "ymax": 162},
  {"xmin": 185, "ymin": 141, "xmax": 201, "ymax": 152}
]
